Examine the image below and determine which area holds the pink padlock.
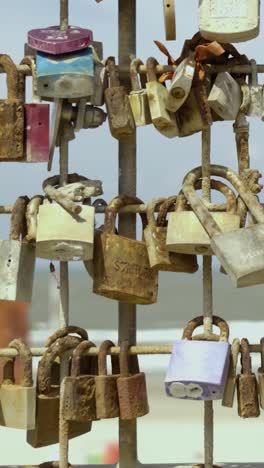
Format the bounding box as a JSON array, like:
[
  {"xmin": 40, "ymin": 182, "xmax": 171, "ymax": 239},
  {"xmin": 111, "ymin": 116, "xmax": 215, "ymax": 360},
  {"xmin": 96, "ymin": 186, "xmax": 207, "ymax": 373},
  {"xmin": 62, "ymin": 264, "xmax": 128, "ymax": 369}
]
[
  {"xmin": 21, "ymin": 57, "xmax": 49, "ymax": 163},
  {"xmin": 27, "ymin": 25, "xmax": 93, "ymax": 55}
]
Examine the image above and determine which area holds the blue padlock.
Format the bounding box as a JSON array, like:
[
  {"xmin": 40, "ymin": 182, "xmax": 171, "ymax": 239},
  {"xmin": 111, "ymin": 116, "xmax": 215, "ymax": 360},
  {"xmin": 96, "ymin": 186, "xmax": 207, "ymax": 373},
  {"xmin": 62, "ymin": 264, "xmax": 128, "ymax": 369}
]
[{"xmin": 36, "ymin": 47, "xmax": 94, "ymax": 99}]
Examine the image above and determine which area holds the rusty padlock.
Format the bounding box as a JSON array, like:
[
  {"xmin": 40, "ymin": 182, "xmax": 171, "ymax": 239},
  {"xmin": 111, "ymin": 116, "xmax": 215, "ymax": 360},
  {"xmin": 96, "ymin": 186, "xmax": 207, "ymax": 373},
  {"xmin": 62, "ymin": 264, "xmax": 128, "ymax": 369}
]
[
  {"xmin": 117, "ymin": 340, "xmax": 149, "ymax": 420},
  {"xmin": 95, "ymin": 340, "xmax": 120, "ymax": 419},
  {"xmin": 237, "ymin": 338, "xmax": 260, "ymax": 418},
  {"xmin": 222, "ymin": 338, "xmax": 240, "ymax": 408},
  {"xmin": 258, "ymin": 337, "xmax": 264, "ymax": 409}
]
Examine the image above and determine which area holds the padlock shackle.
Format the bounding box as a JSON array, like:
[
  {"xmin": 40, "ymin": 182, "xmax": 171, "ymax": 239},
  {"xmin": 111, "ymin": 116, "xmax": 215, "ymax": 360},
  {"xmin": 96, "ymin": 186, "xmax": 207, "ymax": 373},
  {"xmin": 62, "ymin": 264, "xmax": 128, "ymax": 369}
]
[
  {"xmin": 37, "ymin": 335, "xmax": 81, "ymax": 394},
  {"xmin": 130, "ymin": 57, "xmax": 147, "ymax": 92},
  {"xmin": 26, "ymin": 195, "xmax": 44, "ymax": 243},
  {"xmin": 71, "ymin": 340, "xmax": 96, "ymax": 378},
  {"xmin": 98, "ymin": 340, "xmax": 120, "ymax": 376},
  {"xmin": 182, "ymin": 315, "xmax": 229, "ymax": 342},
  {"xmin": 146, "ymin": 198, "xmax": 166, "ymax": 229},
  {"xmin": 20, "ymin": 56, "xmax": 40, "ymax": 103},
  {"xmin": 105, "ymin": 56, "xmax": 120, "ymax": 88},
  {"xmin": 8, "ymin": 338, "xmax": 33, "ymax": 387},
  {"xmin": 240, "ymin": 338, "xmax": 252, "ymax": 375},
  {"xmin": 157, "ymin": 195, "xmax": 177, "ymax": 227},
  {"xmin": 104, "ymin": 195, "xmax": 148, "ymax": 234},
  {"xmin": 0, "ymin": 54, "xmax": 19, "ymax": 100},
  {"xmin": 45, "ymin": 325, "xmax": 88, "ymax": 348},
  {"xmin": 146, "ymin": 57, "xmax": 159, "ymax": 83},
  {"xmin": 10, "ymin": 196, "xmax": 30, "ymax": 241}
]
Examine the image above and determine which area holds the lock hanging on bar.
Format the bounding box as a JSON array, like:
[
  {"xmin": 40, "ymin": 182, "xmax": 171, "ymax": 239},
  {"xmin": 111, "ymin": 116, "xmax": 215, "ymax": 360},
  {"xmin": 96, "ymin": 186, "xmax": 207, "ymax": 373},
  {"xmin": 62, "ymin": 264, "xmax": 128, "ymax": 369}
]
[
  {"xmin": 129, "ymin": 57, "xmax": 151, "ymax": 127},
  {"xmin": 166, "ymin": 55, "xmax": 195, "ymax": 113},
  {"xmin": 95, "ymin": 340, "xmax": 120, "ymax": 419},
  {"xmin": 237, "ymin": 338, "xmax": 260, "ymax": 418},
  {"xmin": 222, "ymin": 338, "xmax": 240, "ymax": 408},
  {"xmin": 27, "ymin": 25, "xmax": 94, "ymax": 55},
  {"xmin": 257, "ymin": 337, "xmax": 264, "ymax": 410},
  {"xmin": 248, "ymin": 59, "xmax": 264, "ymax": 118},
  {"xmin": 208, "ymin": 72, "xmax": 242, "ymax": 121}
]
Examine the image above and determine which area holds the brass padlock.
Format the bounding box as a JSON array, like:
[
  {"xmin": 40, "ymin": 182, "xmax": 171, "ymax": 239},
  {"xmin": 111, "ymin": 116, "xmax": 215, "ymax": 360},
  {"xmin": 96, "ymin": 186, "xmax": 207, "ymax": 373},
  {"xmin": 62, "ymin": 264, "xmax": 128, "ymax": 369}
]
[
  {"xmin": 129, "ymin": 58, "xmax": 151, "ymax": 127},
  {"xmin": 237, "ymin": 338, "xmax": 260, "ymax": 418},
  {"xmin": 63, "ymin": 340, "xmax": 97, "ymax": 422},
  {"xmin": 144, "ymin": 197, "xmax": 198, "ymax": 272},
  {"xmin": 0, "ymin": 339, "xmax": 36, "ymax": 429},
  {"xmin": 0, "ymin": 54, "xmax": 24, "ymax": 161},
  {"xmin": 104, "ymin": 57, "xmax": 135, "ymax": 139},
  {"xmin": 258, "ymin": 337, "xmax": 264, "ymax": 409},
  {"xmin": 222, "ymin": 338, "xmax": 240, "ymax": 408},
  {"xmin": 95, "ymin": 340, "xmax": 120, "ymax": 419},
  {"xmin": 117, "ymin": 340, "xmax": 149, "ymax": 420},
  {"xmin": 93, "ymin": 195, "xmax": 158, "ymax": 305},
  {"xmin": 27, "ymin": 336, "xmax": 90, "ymax": 448}
]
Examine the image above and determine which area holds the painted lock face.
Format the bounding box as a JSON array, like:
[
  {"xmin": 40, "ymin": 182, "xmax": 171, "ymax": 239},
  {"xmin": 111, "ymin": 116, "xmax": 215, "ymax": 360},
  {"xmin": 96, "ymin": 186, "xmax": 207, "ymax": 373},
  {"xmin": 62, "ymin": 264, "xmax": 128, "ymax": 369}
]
[{"xmin": 28, "ymin": 25, "xmax": 93, "ymax": 55}]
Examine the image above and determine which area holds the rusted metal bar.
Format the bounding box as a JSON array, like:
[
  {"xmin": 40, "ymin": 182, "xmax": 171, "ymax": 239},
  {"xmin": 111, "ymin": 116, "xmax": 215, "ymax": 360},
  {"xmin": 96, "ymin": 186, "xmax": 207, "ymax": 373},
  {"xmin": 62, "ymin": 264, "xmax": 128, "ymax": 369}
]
[{"xmin": 60, "ymin": 0, "xmax": 69, "ymax": 31}]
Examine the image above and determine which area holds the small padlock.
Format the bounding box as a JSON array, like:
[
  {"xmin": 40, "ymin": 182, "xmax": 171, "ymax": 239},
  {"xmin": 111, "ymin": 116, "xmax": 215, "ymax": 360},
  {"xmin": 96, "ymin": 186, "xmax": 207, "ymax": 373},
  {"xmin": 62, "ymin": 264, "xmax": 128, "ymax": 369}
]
[
  {"xmin": 257, "ymin": 337, "xmax": 264, "ymax": 409},
  {"xmin": 144, "ymin": 197, "xmax": 198, "ymax": 272},
  {"xmin": 208, "ymin": 72, "xmax": 241, "ymax": 121},
  {"xmin": 165, "ymin": 316, "xmax": 230, "ymax": 400},
  {"xmin": 117, "ymin": 340, "xmax": 149, "ymax": 420},
  {"xmin": 63, "ymin": 341, "xmax": 97, "ymax": 422},
  {"xmin": 237, "ymin": 338, "xmax": 260, "ymax": 418},
  {"xmin": 129, "ymin": 58, "xmax": 151, "ymax": 127},
  {"xmin": 248, "ymin": 59, "xmax": 263, "ymax": 118},
  {"xmin": 28, "ymin": 25, "xmax": 93, "ymax": 55},
  {"xmin": 95, "ymin": 340, "xmax": 120, "ymax": 419},
  {"xmin": 21, "ymin": 56, "xmax": 50, "ymax": 162},
  {"xmin": 0, "ymin": 54, "xmax": 24, "ymax": 160},
  {"xmin": 222, "ymin": 338, "xmax": 240, "ymax": 408},
  {"xmin": 104, "ymin": 57, "xmax": 135, "ymax": 139},
  {"xmin": 0, "ymin": 339, "xmax": 36, "ymax": 429},
  {"xmin": 166, "ymin": 55, "xmax": 195, "ymax": 113}
]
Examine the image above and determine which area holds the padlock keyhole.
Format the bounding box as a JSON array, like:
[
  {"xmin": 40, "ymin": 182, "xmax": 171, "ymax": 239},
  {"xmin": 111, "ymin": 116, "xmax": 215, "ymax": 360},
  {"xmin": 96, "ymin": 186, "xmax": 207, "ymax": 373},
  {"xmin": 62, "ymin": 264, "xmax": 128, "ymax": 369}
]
[{"xmin": 43, "ymin": 83, "xmax": 49, "ymax": 88}]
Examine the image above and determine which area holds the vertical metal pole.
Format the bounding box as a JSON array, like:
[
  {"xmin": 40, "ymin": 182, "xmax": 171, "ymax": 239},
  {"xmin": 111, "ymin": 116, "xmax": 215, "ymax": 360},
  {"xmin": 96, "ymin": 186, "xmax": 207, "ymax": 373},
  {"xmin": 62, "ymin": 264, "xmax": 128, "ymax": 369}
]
[
  {"xmin": 60, "ymin": 0, "xmax": 69, "ymax": 31},
  {"xmin": 118, "ymin": 1, "xmax": 137, "ymax": 467},
  {"xmin": 202, "ymin": 128, "xmax": 214, "ymax": 468}
]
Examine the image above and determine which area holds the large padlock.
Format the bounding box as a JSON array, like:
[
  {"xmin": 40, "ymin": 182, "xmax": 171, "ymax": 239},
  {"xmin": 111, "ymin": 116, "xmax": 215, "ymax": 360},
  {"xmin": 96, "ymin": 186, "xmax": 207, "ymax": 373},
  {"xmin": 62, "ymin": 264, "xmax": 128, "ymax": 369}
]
[
  {"xmin": 36, "ymin": 198, "xmax": 95, "ymax": 261},
  {"xmin": 146, "ymin": 57, "xmax": 179, "ymax": 138},
  {"xmin": 237, "ymin": 338, "xmax": 260, "ymax": 418},
  {"xmin": 198, "ymin": 0, "xmax": 260, "ymax": 43},
  {"xmin": 27, "ymin": 336, "xmax": 90, "ymax": 448},
  {"xmin": 36, "ymin": 47, "xmax": 94, "ymax": 99},
  {"xmin": 95, "ymin": 340, "xmax": 120, "ymax": 419},
  {"xmin": 208, "ymin": 72, "xmax": 241, "ymax": 121},
  {"xmin": 165, "ymin": 316, "xmax": 230, "ymax": 400},
  {"xmin": 62, "ymin": 340, "xmax": 98, "ymax": 423},
  {"xmin": 117, "ymin": 340, "xmax": 149, "ymax": 420},
  {"xmin": 258, "ymin": 337, "xmax": 264, "ymax": 410},
  {"xmin": 166, "ymin": 178, "xmax": 240, "ymax": 255},
  {"xmin": 222, "ymin": 338, "xmax": 240, "ymax": 408},
  {"xmin": 129, "ymin": 58, "xmax": 151, "ymax": 127},
  {"xmin": 0, "ymin": 339, "xmax": 36, "ymax": 429},
  {"xmin": 0, "ymin": 54, "xmax": 24, "ymax": 161},
  {"xmin": 166, "ymin": 55, "xmax": 195, "ymax": 113},
  {"xmin": 0, "ymin": 196, "xmax": 35, "ymax": 305},
  {"xmin": 104, "ymin": 57, "xmax": 135, "ymax": 139},
  {"xmin": 144, "ymin": 197, "xmax": 198, "ymax": 272},
  {"xmin": 93, "ymin": 195, "xmax": 158, "ymax": 305},
  {"xmin": 21, "ymin": 56, "xmax": 49, "ymax": 162},
  {"xmin": 28, "ymin": 25, "xmax": 93, "ymax": 55}
]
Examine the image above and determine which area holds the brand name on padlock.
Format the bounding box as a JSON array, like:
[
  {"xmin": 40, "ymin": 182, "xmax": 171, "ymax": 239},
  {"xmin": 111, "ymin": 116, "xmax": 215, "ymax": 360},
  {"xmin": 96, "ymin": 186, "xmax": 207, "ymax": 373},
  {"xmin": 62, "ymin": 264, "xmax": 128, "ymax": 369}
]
[{"xmin": 112, "ymin": 259, "xmax": 153, "ymax": 279}]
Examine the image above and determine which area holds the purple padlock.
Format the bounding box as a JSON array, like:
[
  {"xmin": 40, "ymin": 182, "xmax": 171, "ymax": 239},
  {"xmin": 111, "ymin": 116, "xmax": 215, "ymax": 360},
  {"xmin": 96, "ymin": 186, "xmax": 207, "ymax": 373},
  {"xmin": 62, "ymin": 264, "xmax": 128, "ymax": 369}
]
[
  {"xmin": 27, "ymin": 25, "xmax": 93, "ymax": 55},
  {"xmin": 165, "ymin": 316, "xmax": 230, "ymax": 401}
]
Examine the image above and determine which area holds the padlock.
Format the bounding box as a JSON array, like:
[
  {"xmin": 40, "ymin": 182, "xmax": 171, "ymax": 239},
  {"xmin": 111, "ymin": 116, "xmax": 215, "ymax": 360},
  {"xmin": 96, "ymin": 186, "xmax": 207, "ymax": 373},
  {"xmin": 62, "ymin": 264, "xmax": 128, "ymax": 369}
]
[
  {"xmin": 28, "ymin": 25, "xmax": 93, "ymax": 55},
  {"xmin": 144, "ymin": 197, "xmax": 198, "ymax": 272},
  {"xmin": 176, "ymin": 86, "xmax": 212, "ymax": 137},
  {"xmin": 0, "ymin": 339, "xmax": 36, "ymax": 429},
  {"xmin": 146, "ymin": 57, "xmax": 179, "ymax": 138},
  {"xmin": 36, "ymin": 47, "xmax": 94, "ymax": 99},
  {"xmin": 104, "ymin": 57, "xmax": 135, "ymax": 139},
  {"xmin": 36, "ymin": 198, "xmax": 95, "ymax": 261},
  {"xmin": 166, "ymin": 55, "xmax": 195, "ymax": 113},
  {"xmin": 258, "ymin": 337, "xmax": 264, "ymax": 409},
  {"xmin": 0, "ymin": 196, "xmax": 35, "ymax": 305},
  {"xmin": 222, "ymin": 338, "xmax": 240, "ymax": 408},
  {"xmin": 93, "ymin": 195, "xmax": 158, "ymax": 305},
  {"xmin": 129, "ymin": 58, "xmax": 151, "ymax": 127},
  {"xmin": 208, "ymin": 72, "xmax": 241, "ymax": 121},
  {"xmin": 163, "ymin": 0, "xmax": 176, "ymax": 41},
  {"xmin": 90, "ymin": 47, "xmax": 107, "ymax": 107},
  {"xmin": 248, "ymin": 60, "xmax": 263, "ymax": 118},
  {"xmin": 95, "ymin": 340, "xmax": 120, "ymax": 419},
  {"xmin": 237, "ymin": 338, "xmax": 260, "ymax": 418},
  {"xmin": 27, "ymin": 336, "xmax": 90, "ymax": 448},
  {"xmin": 26, "ymin": 196, "xmax": 44, "ymax": 243},
  {"xmin": 0, "ymin": 54, "xmax": 24, "ymax": 161},
  {"xmin": 117, "ymin": 340, "xmax": 149, "ymax": 419},
  {"xmin": 21, "ymin": 56, "xmax": 49, "ymax": 162},
  {"xmin": 198, "ymin": 0, "xmax": 260, "ymax": 43},
  {"xmin": 166, "ymin": 178, "xmax": 240, "ymax": 255},
  {"xmin": 62, "ymin": 341, "xmax": 97, "ymax": 422},
  {"xmin": 165, "ymin": 316, "xmax": 230, "ymax": 400}
]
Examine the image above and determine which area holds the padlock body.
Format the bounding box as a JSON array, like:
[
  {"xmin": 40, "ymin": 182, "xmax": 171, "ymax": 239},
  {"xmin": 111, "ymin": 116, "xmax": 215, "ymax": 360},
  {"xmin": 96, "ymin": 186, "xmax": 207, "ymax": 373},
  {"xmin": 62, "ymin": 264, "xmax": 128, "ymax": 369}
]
[
  {"xmin": 248, "ymin": 86, "xmax": 263, "ymax": 117},
  {"xmin": 25, "ymin": 103, "xmax": 49, "ymax": 162},
  {"xmin": 105, "ymin": 86, "xmax": 135, "ymax": 139},
  {"xmin": 28, "ymin": 25, "xmax": 93, "ymax": 55},
  {"xmin": 117, "ymin": 372, "xmax": 149, "ymax": 419},
  {"xmin": 165, "ymin": 340, "xmax": 230, "ymax": 400},
  {"xmin": 0, "ymin": 100, "xmax": 24, "ymax": 160},
  {"xmin": 36, "ymin": 204, "xmax": 95, "ymax": 261},
  {"xmin": 93, "ymin": 232, "xmax": 158, "ymax": 305},
  {"xmin": 258, "ymin": 368, "xmax": 264, "ymax": 409},
  {"xmin": 144, "ymin": 225, "xmax": 198, "ymax": 272},
  {"xmin": 146, "ymin": 82, "xmax": 179, "ymax": 137},
  {"xmin": 0, "ymin": 240, "xmax": 35, "ymax": 303},
  {"xmin": 0, "ymin": 384, "xmax": 36, "ymax": 429},
  {"xmin": 129, "ymin": 90, "xmax": 151, "ymax": 127},
  {"xmin": 211, "ymin": 223, "xmax": 264, "ymax": 288},
  {"xmin": 167, "ymin": 211, "xmax": 240, "ymax": 255},
  {"xmin": 36, "ymin": 48, "xmax": 94, "ymax": 99},
  {"xmin": 199, "ymin": 0, "xmax": 260, "ymax": 43},
  {"xmin": 167, "ymin": 58, "xmax": 195, "ymax": 113},
  {"xmin": 95, "ymin": 375, "xmax": 120, "ymax": 419},
  {"xmin": 63, "ymin": 376, "xmax": 97, "ymax": 422},
  {"xmin": 90, "ymin": 62, "xmax": 106, "ymax": 107},
  {"xmin": 237, "ymin": 373, "xmax": 260, "ymax": 418},
  {"xmin": 208, "ymin": 72, "xmax": 241, "ymax": 120},
  {"xmin": 176, "ymin": 89, "xmax": 211, "ymax": 137}
]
